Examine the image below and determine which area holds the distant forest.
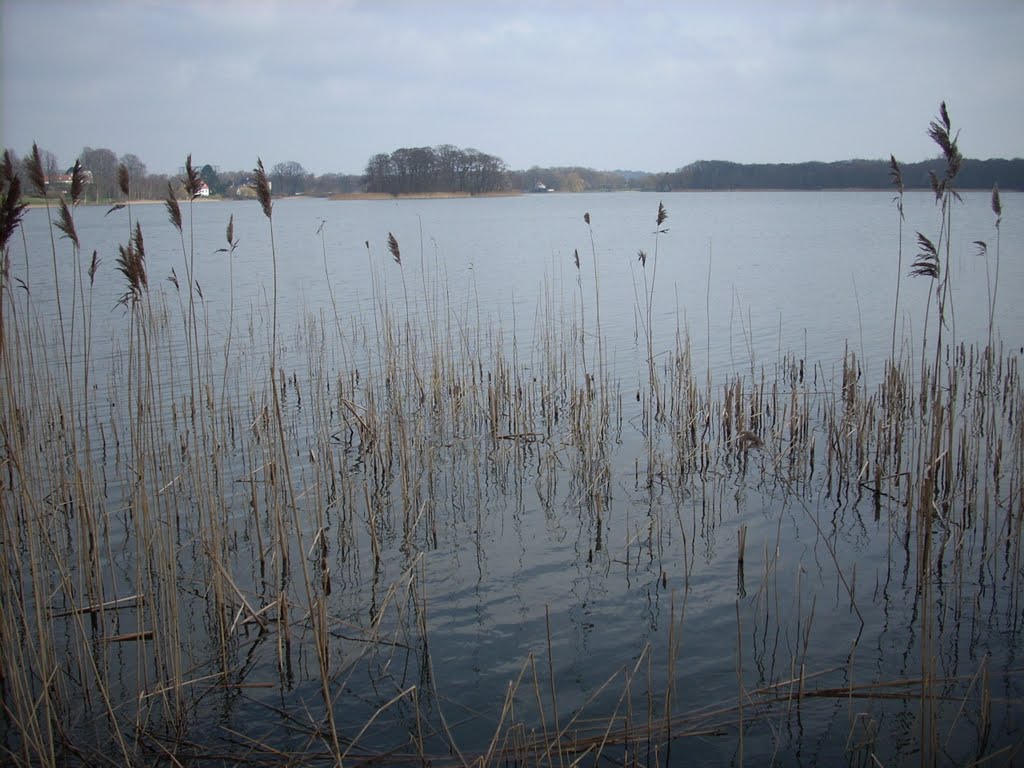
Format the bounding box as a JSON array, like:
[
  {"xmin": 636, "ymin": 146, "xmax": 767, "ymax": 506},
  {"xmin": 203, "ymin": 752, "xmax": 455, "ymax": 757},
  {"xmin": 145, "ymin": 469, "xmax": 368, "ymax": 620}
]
[
  {"xmin": 363, "ymin": 145, "xmax": 508, "ymax": 195},
  {"xmin": 646, "ymin": 158, "xmax": 1024, "ymax": 192},
  {"xmin": 6, "ymin": 142, "xmax": 1023, "ymax": 201},
  {"xmin": 365, "ymin": 153, "xmax": 1023, "ymax": 194}
]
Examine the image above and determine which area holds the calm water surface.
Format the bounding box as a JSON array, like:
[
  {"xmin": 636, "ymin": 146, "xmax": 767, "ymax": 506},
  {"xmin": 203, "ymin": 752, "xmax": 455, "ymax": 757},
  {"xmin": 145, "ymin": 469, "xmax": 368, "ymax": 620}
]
[
  {"xmin": 6, "ymin": 190, "xmax": 1023, "ymax": 765},
  {"xmin": 19, "ymin": 190, "xmax": 1024, "ymax": 377}
]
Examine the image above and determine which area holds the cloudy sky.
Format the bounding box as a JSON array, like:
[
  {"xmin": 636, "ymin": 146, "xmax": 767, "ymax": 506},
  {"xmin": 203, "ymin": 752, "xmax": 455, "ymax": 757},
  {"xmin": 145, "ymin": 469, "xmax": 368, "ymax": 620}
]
[{"xmin": 2, "ymin": 0, "xmax": 1021, "ymax": 176}]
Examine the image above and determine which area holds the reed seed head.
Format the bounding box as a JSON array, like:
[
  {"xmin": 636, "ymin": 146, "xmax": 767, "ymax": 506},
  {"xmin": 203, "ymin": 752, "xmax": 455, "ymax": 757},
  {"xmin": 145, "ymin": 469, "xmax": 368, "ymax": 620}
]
[
  {"xmin": 387, "ymin": 232, "xmax": 401, "ymax": 265},
  {"xmin": 26, "ymin": 143, "xmax": 47, "ymax": 198},
  {"xmin": 583, "ymin": 212, "xmax": 590, "ymax": 225},
  {"xmin": 133, "ymin": 220, "xmax": 146, "ymax": 281},
  {"xmin": 0, "ymin": 174, "xmax": 28, "ymax": 253},
  {"xmin": 573, "ymin": 248, "xmax": 580, "ymax": 269},
  {"xmin": 115, "ymin": 225, "xmax": 147, "ymax": 305},
  {"xmin": 656, "ymin": 201, "xmax": 668, "ymax": 227},
  {"xmin": 910, "ymin": 232, "xmax": 939, "ymax": 279},
  {"xmin": 184, "ymin": 154, "xmax": 203, "ymax": 199},
  {"xmin": 1, "ymin": 150, "xmax": 16, "ymax": 187},
  {"xmin": 226, "ymin": 214, "xmax": 235, "ymax": 249},
  {"xmin": 927, "ymin": 102, "xmax": 962, "ymax": 186},
  {"xmin": 253, "ymin": 159, "xmax": 273, "ymax": 220},
  {"xmin": 165, "ymin": 182, "xmax": 183, "ymax": 232},
  {"xmin": 115, "ymin": 244, "xmax": 139, "ymax": 306},
  {"xmin": 70, "ymin": 161, "xmax": 85, "ymax": 206},
  {"xmin": 55, "ymin": 199, "xmax": 80, "ymax": 250},
  {"xmin": 118, "ymin": 163, "xmax": 130, "ymax": 198},
  {"xmin": 88, "ymin": 250, "xmax": 100, "ymax": 286},
  {"xmin": 637, "ymin": 249, "xmax": 647, "ymax": 267},
  {"xmin": 991, "ymin": 184, "xmax": 1002, "ymax": 221},
  {"xmin": 888, "ymin": 155, "xmax": 904, "ymax": 195}
]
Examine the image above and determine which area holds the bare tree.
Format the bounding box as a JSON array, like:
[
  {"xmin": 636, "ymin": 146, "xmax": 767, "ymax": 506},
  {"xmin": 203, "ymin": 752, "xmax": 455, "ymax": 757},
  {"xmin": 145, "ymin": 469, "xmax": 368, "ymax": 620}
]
[
  {"xmin": 270, "ymin": 161, "xmax": 308, "ymax": 196},
  {"xmin": 119, "ymin": 153, "xmax": 147, "ymax": 198},
  {"xmin": 79, "ymin": 146, "xmax": 119, "ymax": 201},
  {"xmin": 363, "ymin": 153, "xmax": 393, "ymax": 193},
  {"xmin": 38, "ymin": 148, "xmax": 60, "ymax": 181}
]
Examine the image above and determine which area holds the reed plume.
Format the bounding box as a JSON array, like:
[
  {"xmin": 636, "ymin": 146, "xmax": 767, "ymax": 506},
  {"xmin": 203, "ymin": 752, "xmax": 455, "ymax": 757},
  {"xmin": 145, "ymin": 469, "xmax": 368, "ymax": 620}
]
[
  {"xmin": 910, "ymin": 233, "xmax": 939, "ymax": 279},
  {"xmin": 0, "ymin": 149, "xmax": 15, "ymax": 185},
  {"xmin": 926, "ymin": 101, "xmax": 962, "ymax": 199},
  {"xmin": 25, "ymin": 143, "xmax": 47, "ymax": 198},
  {"xmin": 165, "ymin": 182, "xmax": 183, "ymax": 231},
  {"xmin": 183, "ymin": 154, "xmax": 203, "ymax": 199},
  {"xmin": 54, "ymin": 199, "xmax": 80, "ymax": 250},
  {"xmin": 0, "ymin": 161, "xmax": 27, "ymax": 253},
  {"xmin": 115, "ymin": 223, "xmax": 148, "ymax": 307},
  {"xmin": 253, "ymin": 159, "xmax": 273, "ymax": 219},
  {"xmin": 117, "ymin": 163, "xmax": 130, "ymax": 198},
  {"xmin": 69, "ymin": 160, "xmax": 85, "ymax": 206},
  {"xmin": 88, "ymin": 250, "xmax": 100, "ymax": 286},
  {"xmin": 387, "ymin": 232, "xmax": 401, "ymax": 265}
]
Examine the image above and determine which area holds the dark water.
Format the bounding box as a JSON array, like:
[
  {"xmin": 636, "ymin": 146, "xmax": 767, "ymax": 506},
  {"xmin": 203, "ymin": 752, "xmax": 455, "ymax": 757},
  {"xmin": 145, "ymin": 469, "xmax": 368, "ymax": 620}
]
[{"xmin": 3, "ymin": 191, "xmax": 1022, "ymax": 765}]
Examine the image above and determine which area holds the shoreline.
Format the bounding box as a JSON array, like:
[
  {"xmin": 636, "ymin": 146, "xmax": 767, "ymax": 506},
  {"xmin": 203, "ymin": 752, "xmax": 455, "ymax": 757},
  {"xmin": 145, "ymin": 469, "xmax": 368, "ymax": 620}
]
[
  {"xmin": 327, "ymin": 190, "xmax": 523, "ymax": 201},
  {"xmin": 25, "ymin": 191, "xmax": 526, "ymax": 208},
  {"xmin": 26, "ymin": 185, "xmax": 1006, "ymax": 209}
]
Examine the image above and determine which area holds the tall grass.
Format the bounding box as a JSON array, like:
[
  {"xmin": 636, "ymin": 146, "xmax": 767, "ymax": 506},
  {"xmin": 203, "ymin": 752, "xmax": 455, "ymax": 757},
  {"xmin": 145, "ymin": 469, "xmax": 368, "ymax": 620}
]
[{"xmin": 1, "ymin": 108, "xmax": 1021, "ymax": 766}]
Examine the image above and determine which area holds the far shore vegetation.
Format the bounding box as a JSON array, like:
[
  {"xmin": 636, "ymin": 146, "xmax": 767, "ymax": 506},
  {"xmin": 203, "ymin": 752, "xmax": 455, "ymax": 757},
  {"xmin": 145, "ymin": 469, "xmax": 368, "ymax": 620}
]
[{"xmin": 6, "ymin": 142, "xmax": 1023, "ymax": 207}]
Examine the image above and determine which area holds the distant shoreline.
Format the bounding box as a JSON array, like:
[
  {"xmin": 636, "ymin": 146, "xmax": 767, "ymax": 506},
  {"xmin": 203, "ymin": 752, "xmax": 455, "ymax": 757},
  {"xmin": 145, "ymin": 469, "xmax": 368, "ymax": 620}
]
[
  {"xmin": 24, "ymin": 184, "xmax": 1014, "ymax": 210},
  {"xmin": 25, "ymin": 197, "xmax": 213, "ymax": 209},
  {"xmin": 327, "ymin": 190, "xmax": 523, "ymax": 201},
  {"xmin": 25, "ymin": 191, "xmax": 528, "ymax": 208}
]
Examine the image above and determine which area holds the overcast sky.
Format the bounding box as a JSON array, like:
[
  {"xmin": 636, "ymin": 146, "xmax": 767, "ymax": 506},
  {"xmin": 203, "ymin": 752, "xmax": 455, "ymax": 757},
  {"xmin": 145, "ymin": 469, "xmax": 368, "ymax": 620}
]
[{"xmin": 2, "ymin": 0, "xmax": 1021, "ymax": 176}]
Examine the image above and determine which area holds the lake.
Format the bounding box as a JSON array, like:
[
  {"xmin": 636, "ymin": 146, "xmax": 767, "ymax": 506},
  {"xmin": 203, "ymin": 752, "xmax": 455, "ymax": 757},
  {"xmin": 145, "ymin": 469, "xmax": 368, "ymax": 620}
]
[{"xmin": 2, "ymin": 190, "xmax": 1022, "ymax": 766}]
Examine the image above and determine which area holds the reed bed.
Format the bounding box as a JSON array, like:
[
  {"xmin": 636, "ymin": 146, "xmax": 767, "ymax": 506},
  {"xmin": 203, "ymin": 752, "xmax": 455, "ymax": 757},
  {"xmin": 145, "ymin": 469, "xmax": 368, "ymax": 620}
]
[{"xmin": 2, "ymin": 109, "xmax": 1023, "ymax": 766}]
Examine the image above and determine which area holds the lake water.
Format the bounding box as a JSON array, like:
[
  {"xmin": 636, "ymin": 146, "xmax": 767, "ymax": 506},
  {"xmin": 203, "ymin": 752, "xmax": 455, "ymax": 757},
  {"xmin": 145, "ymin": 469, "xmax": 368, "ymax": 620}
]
[
  {"xmin": 18, "ymin": 190, "xmax": 1024, "ymax": 378},
  {"xmin": 3, "ymin": 190, "xmax": 1022, "ymax": 765}
]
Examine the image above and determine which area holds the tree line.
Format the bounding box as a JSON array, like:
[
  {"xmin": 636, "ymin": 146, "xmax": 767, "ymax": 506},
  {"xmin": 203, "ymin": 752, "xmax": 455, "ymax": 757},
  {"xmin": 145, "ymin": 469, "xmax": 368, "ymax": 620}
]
[
  {"xmin": 510, "ymin": 166, "xmax": 642, "ymax": 192},
  {"xmin": 646, "ymin": 158, "xmax": 1024, "ymax": 192},
  {"xmin": 2, "ymin": 144, "xmax": 366, "ymax": 202},
  {"xmin": 6, "ymin": 142, "xmax": 1022, "ymax": 202},
  {"xmin": 363, "ymin": 145, "xmax": 509, "ymax": 195}
]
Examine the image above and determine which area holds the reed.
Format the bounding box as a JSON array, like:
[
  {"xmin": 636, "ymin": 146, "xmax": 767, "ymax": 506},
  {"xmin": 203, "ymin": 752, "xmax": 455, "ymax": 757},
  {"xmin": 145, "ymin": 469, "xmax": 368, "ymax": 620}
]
[
  {"xmin": 1, "ymin": 108, "xmax": 1021, "ymax": 765},
  {"xmin": 889, "ymin": 154, "xmax": 905, "ymax": 364}
]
